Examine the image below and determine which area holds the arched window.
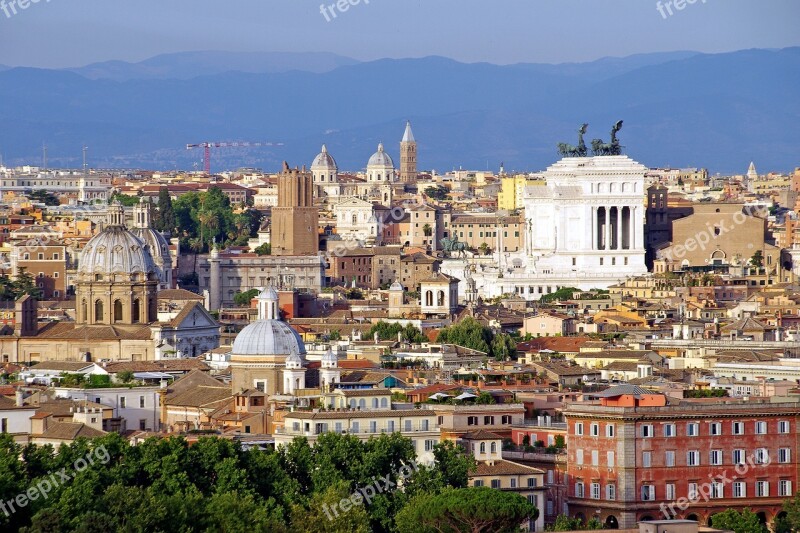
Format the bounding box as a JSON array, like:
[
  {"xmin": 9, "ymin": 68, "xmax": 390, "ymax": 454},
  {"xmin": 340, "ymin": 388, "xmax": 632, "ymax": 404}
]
[
  {"xmin": 94, "ymin": 300, "xmax": 104, "ymax": 322},
  {"xmin": 480, "ymin": 442, "xmax": 486, "ymax": 453},
  {"xmin": 132, "ymin": 299, "xmax": 140, "ymax": 323},
  {"xmin": 81, "ymin": 299, "xmax": 87, "ymax": 321},
  {"xmin": 490, "ymin": 442, "xmax": 497, "ymax": 453},
  {"xmin": 380, "ymin": 398, "xmax": 388, "ymax": 408},
  {"xmin": 113, "ymin": 299, "xmax": 123, "ymax": 322},
  {"xmin": 425, "ymin": 291, "xmax": 433, "ymax": 306},
  {"xmin": 352, "ymin": 214, "xmax": 357, "ymax": 225},
  {"xmin": 372, "ymin": 398, "xmax": 379, "ymax": 408},
  {"xmin": 358, "ymin": 399, "xmax": 366, "ymax": 409},
  {"xmin": 437, "ymin": 290, "xmax": 445, "ymax": 307},
  {"xmin": 349, "ymin": 399, "xmax": 356, "ymax": 409}
]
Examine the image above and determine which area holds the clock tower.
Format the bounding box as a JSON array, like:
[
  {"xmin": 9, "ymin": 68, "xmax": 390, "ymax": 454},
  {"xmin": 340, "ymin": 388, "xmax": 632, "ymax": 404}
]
[{"xmin": 272, "ymin": 162, "xmax": 319, "ymax": 256}]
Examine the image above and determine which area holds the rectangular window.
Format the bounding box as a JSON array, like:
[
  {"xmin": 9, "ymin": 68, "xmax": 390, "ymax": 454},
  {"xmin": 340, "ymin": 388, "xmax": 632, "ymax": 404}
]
[
  {"xmin": 576, "ymin": 449, "xmax": 584, "ymax": 465},
  {"xmin": 607, "ymin": 451, "xmax": 615, "ymax": 468},
  {"xmin": 510, "ymin": 478, "xmax": 516, "ymax": 488},
  {"xmin": 369, "ymin": 421, "xmax": 377, "ymax": 433},
  {"xmin": 709, "ymin": 422, "xmax": 722, "ymax": 436},
  {"xmin": 779, "ymin": 448, "xmax": 791, "ymax": 463},
  {"xmin": 575, "ymin": 482, "xmax": 585, "ymax": 498},
  {"xmin": 734, "ymin": 449, "xmax": 746, "ymax": 465},
  {"xmin": 665, "ymin": 483, "xmax": 676, "ymax": 500},
  {"xmin": 606, "ymin": 424, "xmax": 615, "ymax": 437},
  {"xmin": 663, "ymin": 423, "xmax": 675, "ymax": 437},
  {"xmin": 590, "ymin": 423, "xmax": 599, "ymax": 436},
  {"xmin": 641, "ymin": 424, "xmax": 654, "ymax": 438},
  {"xmin": 665, "ymin": 450, "xmax": 675, "ymax": 467},
  {"xmin": 780, "ymin": 480, "xmax": 793, "ymax": 497},
  {"xmin": 687, "ymin": 422, "xmax": 699, "ymax": 436},
  {"xmin": 591, "ymin": 450, "xmax": 599, "ymax": 466},
  {"xmin": 483, "ymin": 416, "xmax": 494, "ymax": 425},
  {"xmin": 642, "ymin": 451, "xmax": 652, "ymax": 468},
  {"xmin": 641, "ymin": 485, "xmax": 655, "ymax": 501},
  {"xmin": 591, "ymin": 483, "xmax": 601, "ymax": 500},
  {"xmin": 732, "ymin": 421, "xmax": 744, "ymax": 435},
  {"xmin": 688, "ymin": 483, "xmax": 698, "ymax": 500},
  {"xmin": 687, "ymin": 450, "xmax": 700, "ymax": 466},
  {"xmin": 606, "ymin": 484, "xmax": 616, "ymax": 500},
  {"xmin": 755, "ymin": 448, "xmax": 769, "ymax": 464},
  {"xmin": 733, "ymin": 481, "xmax": 746, "ymax": 498},
  {"xmin": 710, "ymin": 450, "xmax": 723, "ymax": 466},
  {"xmin": 405, "ymin": 420, "xmax": 412, "ymax": 432},
  {"xmin": 474, "ymin": 480, "xmax": 483, "ymax": 487},
  {"xmin": 779, "ymin": 420, "xmax": 790, "ymax": 434},
  {"xmin": 424, "ymin": 440, "xmax": 435, "ymax": 451},
  {"xmin": 756, "ymin": 421, "xmax": 767, "ymax": 435},
  {"xmin": 467, "ymin": 416, "xmax": 478, "ymax": 426},
  {"xmin": 756, "ymin": 481, "xmax": 770, "ymax": 497},
  {"xmin": 119, "ymin": 397, "xmax": 126, "ymax": 408},
  {"xmin": 527, "ymin": 477, "xmax": 537, "ymax": 488},
  {"xmin": 139, "ymin": 396, "xmax": 145, "ymax": 408},
  {"xmin": 139, "ymin": 419, "xmax": 146, "ymax": 430},
  {"xmin": 491, "ymin": 479, "xmax": 500, "ymax": 489},
  {"xmin": 712, "ymin": 482, "xmax": 724, "ymax": 499},
  {"xmin": 547, "ymin": 470, "xmax": 554, "ymax": 484},
  {"xmin": 575, "ymin": 422, "xmax": 584, "ymax": 435}
]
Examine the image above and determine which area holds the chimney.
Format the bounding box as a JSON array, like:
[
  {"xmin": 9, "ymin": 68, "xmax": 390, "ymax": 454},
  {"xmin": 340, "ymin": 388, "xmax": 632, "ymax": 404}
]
[{"xmin": 15, "ymin": 389, "xmax": 24, "ymax": 407}]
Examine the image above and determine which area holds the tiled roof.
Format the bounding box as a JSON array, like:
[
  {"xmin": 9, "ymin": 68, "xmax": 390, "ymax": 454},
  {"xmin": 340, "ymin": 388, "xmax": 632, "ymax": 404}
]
[
  {"xmin": 164, "ymin": 370, "xmax": 231, "ymax": 407},
  {"xmin": 339, "ymin": 371, "xmax": 392, "ymax": 385},
  {"xmin": 157, "ymin": 289, "xmax": 204, "ymax": 301},
  {"xmin": 461, "ymin": 429, "xmax": 503, "ymax": 441},
  {"xmin": 35, "ymin": 323, "xmax": 153, "ymax": 341},
  {"xmin": 36, "ymin": 400, "xmax": 110, "ymax": 417},
  {"xmin": 30, "ymin": 361, "xmax": 94, "ymax": 372},
  {"xmin": 591, "ymin": 384, "xmax": 658, "ymax": 398},
  {"xmin": 104, "ymin": 359, "xmax": 210, "ymax": 373},
  {"xmin": 472, "ymin": 459, "xmax": 544, "ymax": 476},
  {"xmin": 286, "ymin": 409, "xmax": 435, "ymax": 420},
  {"xmin": 38, "ymin": 422, "xmax": 106, "ymax": 441}
]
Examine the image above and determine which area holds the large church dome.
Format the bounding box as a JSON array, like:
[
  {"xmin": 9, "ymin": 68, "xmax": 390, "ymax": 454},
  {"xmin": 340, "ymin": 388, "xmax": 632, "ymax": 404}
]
[
  {"xmin": 129, "ymin": 197, "xmax": 172, "ymax": 288},
  {"xmin": 231, "ymin": 287, "xmax": 306, "ymax": 358},
  {"xmin": 311, "ymin": 144, "xmax": 337, "ymax": 171},
  {"xmin": 368, "ymin": 143, "xmax": 394, "ymax": 169},
  {"xmin": 78, "ymin": 203, "xmax": 157, "ymax": 277}
]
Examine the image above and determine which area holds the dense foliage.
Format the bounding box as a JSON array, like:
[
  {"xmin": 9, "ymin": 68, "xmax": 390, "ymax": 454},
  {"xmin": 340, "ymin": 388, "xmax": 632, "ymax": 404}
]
[
  {"xmin": 0, "ymin": 269, "xmax": 42, "ymax": 301},
  {"xmin": 233, "ymin": 289, "xmax": 260, "ymax": 306},
  {"xmin": 28, "ymin": 190, "xmax": 60, "ymax": 206},
  {"xmin": 435, "ymin": 317, "xmax": 516, "ymax": 360},
  {"xmin": 710, "ymin": 508, "xmax": 767, "ymax": 533},
  {"xmin": 546, "ymin": 514, "xmax": 602, "ymax": 531},
  {"xmin": 0, "ymin": 432, "xmax": 495, "ymax": 533},
  {"xmin": 538, "ymin": 286, "xmax": 579, "ymax": 303},
  {"xmin": 171, "ymin": 186, "xmax": 262, "ymax": 252},
  {"xmin": 109, "ymin": 193, "xmax": 141, "ymax": 207},
  {"xmin": 367, "ymin": 321, "xmax": 427, "ymax": 344}
]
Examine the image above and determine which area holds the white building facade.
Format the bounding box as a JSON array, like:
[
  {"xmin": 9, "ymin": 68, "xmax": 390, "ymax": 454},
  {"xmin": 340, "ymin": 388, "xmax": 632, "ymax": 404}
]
[{"xmin": 442, "ymin": 155, "xmax": 648, "ymax": 300}]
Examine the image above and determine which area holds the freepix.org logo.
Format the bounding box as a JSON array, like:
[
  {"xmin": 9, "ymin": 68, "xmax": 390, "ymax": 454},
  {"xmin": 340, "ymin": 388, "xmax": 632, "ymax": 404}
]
[{"xmin": 1, "ymin": 0, "xmax": 53, "ymax": 20}]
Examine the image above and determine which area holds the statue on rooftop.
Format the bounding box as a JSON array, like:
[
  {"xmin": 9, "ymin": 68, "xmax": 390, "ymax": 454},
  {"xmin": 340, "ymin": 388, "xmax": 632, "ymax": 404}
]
[{"xmin": 557, "ymin": 123, "xmax": 589, "ymax": 157}]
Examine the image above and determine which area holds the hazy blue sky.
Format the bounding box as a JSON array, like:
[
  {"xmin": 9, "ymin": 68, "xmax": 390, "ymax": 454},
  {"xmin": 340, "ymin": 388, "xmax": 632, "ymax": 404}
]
[{"xmin": 0, "ymin": 0, "xmax": 798, "ymax": 67}]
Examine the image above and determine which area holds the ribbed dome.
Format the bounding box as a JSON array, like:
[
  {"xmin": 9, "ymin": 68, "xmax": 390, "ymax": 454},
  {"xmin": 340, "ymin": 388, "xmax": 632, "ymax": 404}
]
[
  {"xmin": 368, "ymin": 143, "xmax": 394, "ymax": 169},
  {"xmin": 232, "ymin": 320, "xmax": 306, "ymax": 357},
  {"xmin": 130, "ymin": 227, "xmax": 171, "ymax": 268},
  {"xmin": 78, "ymin": 226, "xmax": 157, "ymax": 276},
  {"xmin": 311, "ymin": 144, "xmax": 337, "ymax": 171}
]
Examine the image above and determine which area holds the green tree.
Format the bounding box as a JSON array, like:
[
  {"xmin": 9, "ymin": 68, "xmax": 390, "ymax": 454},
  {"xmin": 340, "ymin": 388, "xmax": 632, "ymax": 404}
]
[
  {"xmin": 435, "ymin": 317, "xmax": 493, "ymax": 356},
  {"xmin": 750, "ymin": 250, "xmax": 764, "ymax": 268},
  {"xmin": 234, "ymin": 289, "xmax": 260, "ymax": 307},
  {"xmin": 710, "ymin": 508, "xmax": 767, "ymax": 533},
  {"xmin": 12, "ymin": 267, "xmax": 43, "ymax": 300},
  {"xmin": 116, "ymin": 371, "xmax": 134, "ymax": 384},
  {"xmin": 547, "ymin": 514, "xmax": 585, "ymax": 531},
  {"xmin": 254, "ymin": 243, "xmax": 272, "ymax": 256},
  {"xmin": 422, "ymin": 224, "xmax": 432, "ymax": 237},
  {"xmin": 539, "ymin": 286, "xmax": 579, "ymax": 303},
  {"xmin": 778, "ymin": 492, "xmax": 800, "ymax": 533},
  {"xmin": 155, "ymin": 187, "xmax": 176, "ymax": 233},
  {"xmin": 423, "ymin": 186, "xmax": 449, "ymax": 201},
  {"xmin": 366, "ymin": 321, "xmax": 426, "ymax": 343},
  {"xmin": 478, "ymin": 242, "xmax": 490, "ymax": 256},
  {"xmin": 109, "ymin": 193, "xmax": 140, "ymax": 207},
  {"xmin": 395, "ymin": 486, "xmax": 538, "ymax": 533},
  {"xmin": 28, "ymin": 189, "xmax": 60, "ymax": 206},
  {"xmin": 490, "ymin": 333, "xmax": 517, "ymax": 361}
]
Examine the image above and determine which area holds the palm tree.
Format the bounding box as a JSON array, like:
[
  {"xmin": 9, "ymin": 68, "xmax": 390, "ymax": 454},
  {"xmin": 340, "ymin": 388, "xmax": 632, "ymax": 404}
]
[
  {"xmin": 422, "ymin": 223, "xmax": 432, "ymax": 237},
  {"xmin": 197, "ymin": 210, "xmax": 218, "ymax": 247},
  {"xmin": 189, "ymin": 237, "xmax": 203, "ymax": 274}
]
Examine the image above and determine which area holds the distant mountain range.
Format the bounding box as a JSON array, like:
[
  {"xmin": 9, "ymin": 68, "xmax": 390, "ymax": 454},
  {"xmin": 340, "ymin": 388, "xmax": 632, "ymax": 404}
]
[{"xmin": 0, "ymin": 48, "xmax": 798, "ymax": 174}]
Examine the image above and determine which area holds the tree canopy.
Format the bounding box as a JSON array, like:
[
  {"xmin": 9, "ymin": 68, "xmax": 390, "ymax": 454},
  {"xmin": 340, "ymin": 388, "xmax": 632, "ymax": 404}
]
[
  {"xmin": 436, "ymin": 317, "xmax": 515, "ymax": 360},
  {"xmin": 710, "ymin": 508, "xmax": 767, "ymax": 533},
  {"xmin": 172, "ymin": 186, "xmax": 261, "ymax": 252},
  {"xmin": 0, "ymin": 431, "xmax": 490, "ymax": 533},
  {"xmin": 395, "ymin": 486, "xmax": 538, "ymax": 533},
  {"xmin": 367, "ymin": 321, "xmax": 427, "ymax": 344},
  {"xmin": 234, "ymin": 289, "xmax": 260, "ymax": 307}
]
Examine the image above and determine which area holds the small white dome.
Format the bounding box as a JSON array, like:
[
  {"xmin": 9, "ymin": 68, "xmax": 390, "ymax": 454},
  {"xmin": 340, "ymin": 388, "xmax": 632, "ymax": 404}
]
[
  {"xmin": 232, "ymin": 321, "xmax": 306, "ymax": 358},
  {"xmin": 368, "ymin": 143, "xmax": 394, "ymax": 169},
  {"xmin": 130, "ymin": 227, "xmax": 171, "ymax": 279},
  {"xmin": 285, "ymin": 350, "xmax": 303, "ymax": 369},
  {"xmin": 312, "ymin": 144, "xmax": 337, "ymax": 171},
  {"xmin": 258, "ymin": 286, "xmax": 279, "ymax": 302},
  {"xmin": 78, "ymin": 227, "xmax": 157, "ymax": 277},
  {"xmin": 389, "ymin": 281, "xmax": 404, "ymax": 291},
  {"xmin": 321, "ymin": 347, "xmax": 338, "ymax": 369}
]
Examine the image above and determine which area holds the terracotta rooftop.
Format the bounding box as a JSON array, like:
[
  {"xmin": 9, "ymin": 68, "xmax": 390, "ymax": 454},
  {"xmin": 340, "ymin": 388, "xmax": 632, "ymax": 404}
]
[
  {"xmin": 472, "ymin": 459, "xmax": 544, "ymax": 477},
  {"xmin": 37, "ymin": 422, "xmax": 106, "ymax": 441}
]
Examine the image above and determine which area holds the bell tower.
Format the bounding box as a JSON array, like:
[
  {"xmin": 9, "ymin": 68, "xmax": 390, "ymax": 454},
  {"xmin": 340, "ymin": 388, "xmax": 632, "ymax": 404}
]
[
  {"xmin": 272, "ymin": 162, "xmax": 319, "ymax": 256},
  {"xmin": 400, "ymin": 121, "xmax": 417, "ymax": 184}
]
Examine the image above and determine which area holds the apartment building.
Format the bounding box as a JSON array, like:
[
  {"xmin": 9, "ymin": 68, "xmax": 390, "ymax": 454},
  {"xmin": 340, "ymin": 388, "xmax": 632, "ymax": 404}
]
[
  {"xmin": 274, "ymin": 408, "xmax": 440, "ymax": 463},
  {"xmin": 564, "ymin": 385, "xmax": 799, "ymax": 530}
]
